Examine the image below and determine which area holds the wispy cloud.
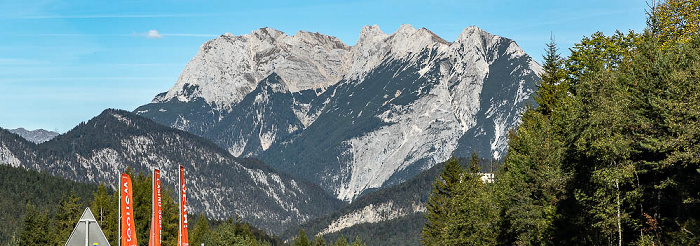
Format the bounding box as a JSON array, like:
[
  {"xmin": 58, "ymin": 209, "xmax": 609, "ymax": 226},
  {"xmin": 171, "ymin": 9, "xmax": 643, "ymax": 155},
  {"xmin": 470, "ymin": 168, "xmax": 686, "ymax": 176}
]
[
  {"xmin": 147, "ymin": 30, "xmax": 162, "ymax": 39},
  {"xmin": 10, "ymin": 33, "xmax": 133, "ymax": 37},
  {"xmin": 8, "ymin": 13, "xmax": 222, "ymax": 19},
  {"xmin": 133, "ymin": 30, "xmax": 218, "ymax": 38},
  {"xmin": 8, "ymin": 32, "xmax": 217, "ymax": 38},
  {"xmin": 0, "ymin": 76, "xmax": 172, "ymax": 82},
  {"xmin": 161, "ymin": 34, "xmax": 220, "ymax": 37}
]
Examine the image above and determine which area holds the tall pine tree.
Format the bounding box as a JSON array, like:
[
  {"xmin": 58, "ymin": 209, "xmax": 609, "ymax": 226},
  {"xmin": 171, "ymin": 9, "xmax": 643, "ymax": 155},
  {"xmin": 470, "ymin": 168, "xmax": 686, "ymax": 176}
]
[
  {"xmin": 535, "ymin": 35, "xmax": 568, "ymax": 117},
  {"xmin": 422, "ymin": 156, "xmax": 463, "ymax": 245},
  {"xmin": 442, "ymin": 154, "xmax": 499, "ymax": 245}
]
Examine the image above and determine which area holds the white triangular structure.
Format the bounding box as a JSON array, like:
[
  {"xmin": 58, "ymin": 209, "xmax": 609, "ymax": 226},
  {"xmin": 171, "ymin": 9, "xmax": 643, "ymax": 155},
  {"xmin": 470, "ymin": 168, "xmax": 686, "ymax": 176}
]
[{"xmin": 65, "ymin": 207, "xmax": 111, "ymax": 246}]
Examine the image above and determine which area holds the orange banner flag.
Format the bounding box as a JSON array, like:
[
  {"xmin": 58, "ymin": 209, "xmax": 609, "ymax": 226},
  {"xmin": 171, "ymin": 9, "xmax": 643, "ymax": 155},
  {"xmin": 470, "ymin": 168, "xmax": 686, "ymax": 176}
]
[
  {"xmin": 178, "ymin": 166, "xmax": 189, "ymax": 246},
  {"xmin": 149, "ymin": 169, "xmax": 162, "ymax": 246},
  {"xmin": 120, "ymin": 173, "xmax": 138, "ymax": 246}
]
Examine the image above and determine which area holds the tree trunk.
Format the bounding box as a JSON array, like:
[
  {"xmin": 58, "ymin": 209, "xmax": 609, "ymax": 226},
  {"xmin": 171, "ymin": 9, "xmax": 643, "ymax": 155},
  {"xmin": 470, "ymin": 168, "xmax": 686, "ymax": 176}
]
[{"xmin": 616, "ymin": 178, "xmax": 622, "ymax": 246}]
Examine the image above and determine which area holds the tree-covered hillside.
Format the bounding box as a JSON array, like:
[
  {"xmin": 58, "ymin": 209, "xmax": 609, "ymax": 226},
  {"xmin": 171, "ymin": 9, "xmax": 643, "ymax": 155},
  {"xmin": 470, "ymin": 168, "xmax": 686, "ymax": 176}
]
[
  {"xmin": 0, "ymin": 109, "xmax": 344, "ymax": 235},
  {"xmin": 0, "ymin": 164, "xmax": 97, "ymax": 245},
  {"xmin": 422, "ymin": 0, "xmax": 700, "ymax": 245},
  {"xmin": 4, "ymin": 165, "xmax": 282, "ymax": 246}
]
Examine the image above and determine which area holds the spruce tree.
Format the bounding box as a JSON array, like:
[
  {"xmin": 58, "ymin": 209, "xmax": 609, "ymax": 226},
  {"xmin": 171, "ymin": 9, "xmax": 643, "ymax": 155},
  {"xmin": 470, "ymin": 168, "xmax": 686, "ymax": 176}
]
[
  {"xmin": 160, "ymin": 187, "xmax": 180, "ymax": 246},
  {"xmin": 18, "ymin": 203, "xmax": 52, "ymax": 246},
  {"xmin": 422, "ymin": 156, "xmax": 463, "ymax": 245},
  {"xmin": 190, "ymin": 213, "xmax": 210, "ymax": 246},
  {"xmin": 333, "ymin": 236, "xmax": 348, "ymax": 246},
  {"xmin": 442, "ymin": 155, "xmax": 499, "ymax": 246},
  {"xmin": 53, "ymin": 191, "xmax": 83, "ymax": 244},
  {"xmin": 535, "ymin": 35, "xmax": 568, "ymax": 116},
  {"xmin": 350, "ymin": 236, "xmax": 365, "ymax": 246},
  {"xmin": 311, "ymin": 235, "xmax": 326, "ymax": 246},
  {"xmin": 132, "ymin": 171, "xmax": 152, "ymax": 246},
  {"xmin": 294, "ymin": 229, "xmax": 310, "ymax": 246},
  {"xmin": 90, "ymin": 182, "xmax": 117, "ymax": 245}
]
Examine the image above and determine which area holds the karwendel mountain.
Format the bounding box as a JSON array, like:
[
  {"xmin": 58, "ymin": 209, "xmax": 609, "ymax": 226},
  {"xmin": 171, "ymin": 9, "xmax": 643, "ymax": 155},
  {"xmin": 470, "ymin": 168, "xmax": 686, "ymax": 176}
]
[
  {"xmin": 0, "ymin": 109, "xmax": 343, "ymax": 235},
  {"xmin": 135, "ymin": 24, "xmax": 542, "ymax": 201},
  {"xmin": 8, "ymin": 128, "xmax": 59, "ymax": 144}
]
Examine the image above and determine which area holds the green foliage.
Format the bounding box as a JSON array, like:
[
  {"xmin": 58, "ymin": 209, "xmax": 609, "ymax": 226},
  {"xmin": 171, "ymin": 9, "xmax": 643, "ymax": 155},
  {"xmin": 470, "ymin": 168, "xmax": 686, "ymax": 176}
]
[
  {"xmin": 294, "ymin": 229, "xmax": 310, "ymax": 246},
  {"xmin": 442, "ymin": 171, "xmax": 499, "ymax": 245},
  {"xmin": 422, "ymin": 155, "xmax": 502, "ymax": 245},
  {"xmin": 497, "ymin": 91, "xmax": 569, "ymax": 245},
  {"xmin": 422, "ymin": 156, "xmax": 463, "ymax": 245},
  {"xmin": 200, "ymin": 217, "xmax": 278, "ymax": 246},
  {"xmin": 53, "ymin": 192, "xmax": 84, "ymax": 245},
  {"xmin": 18, "ymin": 204, "xmax": 54, "ymax": 246},
  {"xmin": 0, "ymin": 164, "xmax": 96, "ymax": 246},
  {"xmin": 90, "ymin": 183, "xmax": 118, "ymax": 245},
  {"xmin": 423, "ymin": 4, "xmax": 700, "ymax": 244},
  {"xmin": 311, "ymin": 235, "xmax": 326, "ymax": 246},
  {"xmin": 535, "ymin": 35, "xmax": 568, "ymax": 116},
  {"xmin": 2, "ymin": 109, "xmax": 344, "ymax": 235},
  {"xmin": 203, "ymin": 221, "xmax": 257, "ymax": 246},
  {"xmin": 160, "ymin": 187, "xmax": 180, "ymax": 246},
  {"xmin": 287, "ymin": 230, "xmax": 366, "ymax": 246},
  {"xmin": 648, "ymin": 0, "xmax": 700, "ymax": 46},
  {"xmin": 6, "ymin": 167, "xmax": 279, "ymax": 246},
  {"xmin": 190, "ymin": 213, "xmax": 210, "ymax": 246},
  {"xmin": 332, "ymin": 236, "xmax": 348, "ymax": 246},
  {"xmin": 426, "ymin": 1, "xmax": 700, "ymax": 245},
  {"xmin": 349, "ymin": 237, "xmax": 365, "ymax": 246}
]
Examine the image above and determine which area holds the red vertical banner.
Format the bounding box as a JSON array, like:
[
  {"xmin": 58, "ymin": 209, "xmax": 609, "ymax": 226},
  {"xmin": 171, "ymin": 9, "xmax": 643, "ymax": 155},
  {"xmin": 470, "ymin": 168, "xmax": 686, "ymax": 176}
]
[
  {"xmin": 178, "ymin": 166, "xmax": 189, "ymax": 246},
  {"xmin": 149, "ymin": 169, "xmax": 162, "ymax": 246},
  {"xmin": 120, "ymin": 173, "xmax": 138, "ymax": 246}
]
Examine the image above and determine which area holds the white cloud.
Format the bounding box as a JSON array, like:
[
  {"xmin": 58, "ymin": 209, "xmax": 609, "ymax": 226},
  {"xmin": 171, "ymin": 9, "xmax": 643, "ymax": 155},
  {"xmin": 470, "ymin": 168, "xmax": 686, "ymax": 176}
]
[
  {"xmin": 147, "ymin": 30, "xmax": 162, "ymax": 39},
  {"xmin": 128, "ymin": 30, "xmax": 217, "ymax": 39}
]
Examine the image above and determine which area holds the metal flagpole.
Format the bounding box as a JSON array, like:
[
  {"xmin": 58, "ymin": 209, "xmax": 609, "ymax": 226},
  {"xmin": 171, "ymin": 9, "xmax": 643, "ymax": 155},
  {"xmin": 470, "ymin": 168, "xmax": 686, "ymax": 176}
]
[
  {"xmin": 84, "ymin": 220, "xmax": 89, "ymax": 246},
  {"xmin": 178, "ymin": 167, "xmax": 182, "ymax": 246},
  {"xmin": 151, "ymin": 168, "xmax": 155, "ymax": 245},
  {"xmin": 118, "ymin": 176, "xmax": 121, "ymax": 246}
]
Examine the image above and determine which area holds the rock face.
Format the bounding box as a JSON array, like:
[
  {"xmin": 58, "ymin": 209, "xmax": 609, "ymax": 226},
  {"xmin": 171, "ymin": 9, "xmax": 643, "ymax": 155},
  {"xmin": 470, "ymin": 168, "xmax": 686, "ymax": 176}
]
[
  {"xmin": 0, "ymin": 110, "xmax": 343, "ymax": 235},
  {"xmin": 8, "ymin": 128, "xmax": 59, "ymax": 144},
  {"xmin": 136, "ymin": 24, "xmax": 541, "ymax": 201},
  {"xmin": 280, "ymin": 157, "xmax": 467, "ymax": 244}
]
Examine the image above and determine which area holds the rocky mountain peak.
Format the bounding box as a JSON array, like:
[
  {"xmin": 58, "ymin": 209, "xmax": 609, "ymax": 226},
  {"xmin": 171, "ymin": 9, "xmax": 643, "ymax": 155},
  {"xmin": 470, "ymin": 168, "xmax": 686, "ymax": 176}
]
[
  {"xmin": 396, "ymin": 23, "xmax": 416, "ymax": 34},
  {"xmin": 136, "ymin": 25, "xmax": 542, "ymax": 202},
  {"xmin": 250, "ymin": 27, "xmax": 287, "ymax": 41},
  {"xmin": 357, "ymin": 25, "xmax": 387, "ymax": 45},
  {"xmin": 453, "ymin": 26, "xmax": 500, "ymax": 55},
  {"xmin": 7, "ymin": 127, "xmax": 60, "ymax": 144}
]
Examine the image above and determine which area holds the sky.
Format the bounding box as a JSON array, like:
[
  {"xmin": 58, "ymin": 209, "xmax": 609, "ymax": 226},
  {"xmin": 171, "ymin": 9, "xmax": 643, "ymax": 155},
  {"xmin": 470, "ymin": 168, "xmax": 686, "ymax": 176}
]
[{"xmin": 0, "ymin": 0, "xmax": 648, "ymax": 133}]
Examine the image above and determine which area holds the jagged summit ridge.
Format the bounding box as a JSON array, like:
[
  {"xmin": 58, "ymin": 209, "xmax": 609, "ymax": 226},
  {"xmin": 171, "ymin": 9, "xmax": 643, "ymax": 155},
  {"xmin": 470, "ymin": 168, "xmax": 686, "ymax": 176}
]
[
  {"xmin": 159, "ymin": 27, "xmax": 352, "ymax": 109},
  {"xmin": 155, "ymin": 25, "xmax": 524, "ymax": 110}
]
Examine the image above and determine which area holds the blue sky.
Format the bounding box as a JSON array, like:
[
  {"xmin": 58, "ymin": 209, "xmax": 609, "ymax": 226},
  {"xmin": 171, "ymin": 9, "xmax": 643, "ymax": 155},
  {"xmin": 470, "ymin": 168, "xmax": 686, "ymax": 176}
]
[{"xmin": 0, "ymin": 0, "xmax": 647, "ymax": 133}]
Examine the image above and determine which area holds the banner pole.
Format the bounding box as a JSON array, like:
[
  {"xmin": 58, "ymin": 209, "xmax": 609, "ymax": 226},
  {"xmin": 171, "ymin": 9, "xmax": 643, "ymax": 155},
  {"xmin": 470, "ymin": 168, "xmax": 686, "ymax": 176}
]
[
  {"xmin": 118, "ymin": 175, "xmax": 121, "ymax": 246},
  {"xmin": 151, "ymin": 168, "xmax": 154, "ymax": 245},
  {"xmin": 179, "ymin": 167, "xmax": 181, "ymax": 246}
]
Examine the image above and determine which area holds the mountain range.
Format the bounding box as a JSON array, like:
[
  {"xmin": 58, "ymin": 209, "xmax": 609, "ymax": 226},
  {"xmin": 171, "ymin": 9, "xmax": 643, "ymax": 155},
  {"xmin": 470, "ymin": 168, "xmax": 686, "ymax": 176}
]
[
  {"xmin": 0, "ymin": 109, "xmax": 342, "ymax": 235},
  {"xmin": 1, "ymin": 24, "xmax": 540, "ymax": 237},
  {"xmin": 135, "ymin": 24, "xmax": 541, "ymax": 201}
]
